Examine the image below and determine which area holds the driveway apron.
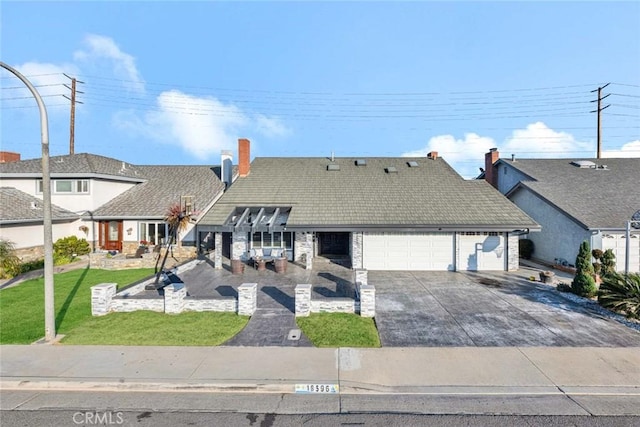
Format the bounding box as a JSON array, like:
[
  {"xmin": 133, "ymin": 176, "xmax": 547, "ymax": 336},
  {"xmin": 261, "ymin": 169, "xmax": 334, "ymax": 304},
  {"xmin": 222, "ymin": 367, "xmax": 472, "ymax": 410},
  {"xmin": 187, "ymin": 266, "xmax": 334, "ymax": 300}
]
[{"xmin": 372, "ymin": 270, "xmax": 640, "ymax": 347}]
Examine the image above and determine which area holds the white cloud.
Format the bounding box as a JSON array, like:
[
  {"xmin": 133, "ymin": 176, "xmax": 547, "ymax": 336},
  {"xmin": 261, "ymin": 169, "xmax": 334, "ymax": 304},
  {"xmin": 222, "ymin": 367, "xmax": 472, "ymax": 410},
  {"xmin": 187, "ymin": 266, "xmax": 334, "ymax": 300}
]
[
  {"xmin": 114, "ymin": 90, "xmax": 248, "ymax": 160},
  {"xmin": 255, "ymin": 114, "xmax": 292, "ymax": 138},
  {"xmin": 74, "ymin": 34, "xmax": 145, "ymax": 93},
  {"xmin": 502, "ymin": 121, "xmax": 592, "ymax": 159},
  {"xmin": 402, "ymin": 132, "xmax": 496, "ymax": 178},
  {"xmin": 602, "ymin": 140, "xmax": 640, "ymax": 158}
]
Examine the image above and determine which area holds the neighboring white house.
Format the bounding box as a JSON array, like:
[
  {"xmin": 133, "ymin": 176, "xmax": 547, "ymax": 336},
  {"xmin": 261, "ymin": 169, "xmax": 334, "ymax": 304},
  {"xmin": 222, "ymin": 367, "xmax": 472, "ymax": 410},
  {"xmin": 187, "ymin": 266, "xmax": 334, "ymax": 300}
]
[
  {"xmin": 0, "ymin": 152, "xmax": 230, "ymax": 261},
  {"xmin": 482, "ymin": 148, "xmax": 640, "ymax": 273}
]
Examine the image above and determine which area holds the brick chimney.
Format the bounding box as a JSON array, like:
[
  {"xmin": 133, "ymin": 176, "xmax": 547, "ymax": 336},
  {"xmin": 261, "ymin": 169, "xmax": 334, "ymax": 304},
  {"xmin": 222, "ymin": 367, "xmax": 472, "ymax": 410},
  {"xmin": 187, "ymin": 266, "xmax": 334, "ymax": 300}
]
[
  {"xmin": 0, "ymin": 151, "xmax": 20, "ymax": 163},
  {"xmin": 427, "ymin": 151, "xmax": 438, "ymax": 160},
  {"xmin": 238, "ymin": 138, "xmax": 250, "ymax": 177},
  {"xmin": 484, "ymin": 148, "xmax": 499, "ymax": 188}
]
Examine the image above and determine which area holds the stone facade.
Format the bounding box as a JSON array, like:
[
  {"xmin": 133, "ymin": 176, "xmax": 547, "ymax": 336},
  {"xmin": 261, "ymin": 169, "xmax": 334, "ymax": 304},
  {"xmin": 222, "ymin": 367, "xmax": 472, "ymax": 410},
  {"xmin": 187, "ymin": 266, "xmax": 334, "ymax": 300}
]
[
  {"xmin": 354, "ymin": 268, "xmax": 368, "ymax": 287},
  {"xmin": 232, "ymin": 232, "xmax": 248, "ymax": 260},
  {"xmin": 91, "ymin": 283, "xmax": 117, "ymax": 316},
  {"xmin": 14, "ymin": 246, "xmax": 45, "ymax": 263},
  {"xmin": 351, "ymin": 232, "xmax": 363, "ymax": 269},
  {"xmin": 311, "ymin": 298, "xmax": 357, "ymax": 314},
  {"xmin": 359, "ymin": 284, "xmax": 376, "ymax": 318},
  {"xmin": 295, "ymin": 282, "xmax": 375, "ymax": 317},
  {"xmin": 295, "ymin": 284, "xmax": 312, "ymax": 317},
  {"xmin": 507, "ymin": 233, "xmax": 519, "ymax": 271},
  {"xmin": 294, "ymin": 232, "xmax": 314, "ymax": 269},
  {"xmin": 238, "ymin": 283, "xmax": 258, "ymax": 316},
  {"xmin": 183, "ymin": 297, "xmax": 236, "ymax": 312},
  {"xmin": 111, "ymin": 295, "xmax": 164, "ymax": 313},
  {"xmin": 164, "ymin": 283, "xmax": 187, "ymax": 314},
  {"xmin": 214, "ymin": 232, "xmax": 223, "ymax": 269}
]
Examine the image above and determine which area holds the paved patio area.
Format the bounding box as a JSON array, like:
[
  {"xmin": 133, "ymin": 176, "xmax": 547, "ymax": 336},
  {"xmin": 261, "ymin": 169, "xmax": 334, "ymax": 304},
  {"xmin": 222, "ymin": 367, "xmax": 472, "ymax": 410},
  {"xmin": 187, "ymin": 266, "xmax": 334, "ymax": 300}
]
[
  {"xmin": 176, "ymin": 258, "xmax": 640, "ymax": 348},
  {"xmin": 179, "ymin": 257, "xmax": 354, "ymax": 347}
]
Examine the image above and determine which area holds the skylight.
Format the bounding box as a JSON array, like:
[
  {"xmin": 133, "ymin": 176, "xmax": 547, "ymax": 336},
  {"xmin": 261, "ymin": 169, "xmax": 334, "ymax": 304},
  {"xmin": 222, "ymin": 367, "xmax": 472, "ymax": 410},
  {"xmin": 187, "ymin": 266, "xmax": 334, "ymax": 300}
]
[
  {"xmin": 407, "ymin": 161, "xmax": 419, "ymax": 167},
  {"xmin": 385, "ymin": 166, "xmax": 398, "ymax": 173},
  {"xmin": 327, "ymin": 164, "xmax": 340, "ymax": 171},
  {"xmin": 355, "ymin": 159, "xmax": 367, "ymax": 166}
]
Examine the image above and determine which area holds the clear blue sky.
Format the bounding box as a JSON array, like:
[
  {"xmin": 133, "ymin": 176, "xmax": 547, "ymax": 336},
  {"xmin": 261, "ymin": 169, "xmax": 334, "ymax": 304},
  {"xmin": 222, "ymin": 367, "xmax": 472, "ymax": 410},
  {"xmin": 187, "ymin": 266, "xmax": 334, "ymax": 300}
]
[{"xmin": 2, "ymin": 1, "xmax": 639, "ymax": 178}]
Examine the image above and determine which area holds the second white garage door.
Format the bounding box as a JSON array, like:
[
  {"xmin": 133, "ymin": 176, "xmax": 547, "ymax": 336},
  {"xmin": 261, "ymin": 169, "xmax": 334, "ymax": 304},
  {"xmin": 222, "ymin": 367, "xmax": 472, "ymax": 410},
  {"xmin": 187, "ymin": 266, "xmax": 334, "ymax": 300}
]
[
  {"xmin": 602, "ymin": 233, "xmax": 640, "ymax": 273},
  {"xmin": 363, "ymin": 232, "xmax": 455, "ymax": 271}
]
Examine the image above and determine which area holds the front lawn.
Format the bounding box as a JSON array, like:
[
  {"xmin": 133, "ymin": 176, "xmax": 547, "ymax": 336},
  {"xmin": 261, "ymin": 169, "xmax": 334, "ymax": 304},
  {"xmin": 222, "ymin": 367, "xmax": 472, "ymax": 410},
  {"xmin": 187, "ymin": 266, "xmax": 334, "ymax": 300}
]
[
  {"xmin": 61, "ymin": 311, "xmax": 248, "ymax": 346},
  {"xmin": 296, "ymin": 313, "xmax": 380, "ymax": 347},
  {"xmin": 0, "ymin": 268, "xmax": 153, "ymax": 344}
]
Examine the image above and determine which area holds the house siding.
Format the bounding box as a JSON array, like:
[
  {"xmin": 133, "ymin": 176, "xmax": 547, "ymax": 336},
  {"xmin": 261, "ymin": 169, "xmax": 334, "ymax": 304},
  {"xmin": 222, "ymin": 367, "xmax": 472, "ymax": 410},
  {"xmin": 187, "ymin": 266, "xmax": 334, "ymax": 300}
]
[
  {"xmin": 510, "ymin": 188, "xmax": 590, "ymax": 266},
  {"xmin": 497, "ymin": 164, "xmax": 529, "ymax": 195}
]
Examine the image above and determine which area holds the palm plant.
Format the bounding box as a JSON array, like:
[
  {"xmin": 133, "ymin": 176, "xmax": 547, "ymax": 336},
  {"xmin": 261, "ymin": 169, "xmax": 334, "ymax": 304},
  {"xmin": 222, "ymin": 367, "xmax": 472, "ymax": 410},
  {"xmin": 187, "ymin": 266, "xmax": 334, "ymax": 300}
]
[
  {"xmin": 0, "ymin": 239, "xmax": 21, "ymax": 279},
  {"xmin": 153, "ymin": 202, "xmax": 191, "ymax": 287},
  {"xmin": 598, "ymin": 273, "xmax": 640, "ymax": 319}
]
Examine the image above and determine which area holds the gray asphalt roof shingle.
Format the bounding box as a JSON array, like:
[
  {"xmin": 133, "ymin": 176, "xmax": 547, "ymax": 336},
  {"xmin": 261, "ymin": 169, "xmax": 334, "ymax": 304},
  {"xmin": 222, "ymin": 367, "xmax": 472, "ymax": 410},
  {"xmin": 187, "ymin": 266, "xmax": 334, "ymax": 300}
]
[
  {"xmin": 90, "ymin": 165, "xmax": 225, "ymax": 219},
  {"xmin": 0, "ymin": 153, "xmax": 144, "ymax": 181},
  {"xmin": 199, "ymin": 157, "xmax": 539, "ymax": 230},
  {"xmin": 502, "ymin": 158, "xmax": 640, "ymax": 229},
  {"xmin": 0, "ymin": 187, "xmax": 78, "ymax": 224}
]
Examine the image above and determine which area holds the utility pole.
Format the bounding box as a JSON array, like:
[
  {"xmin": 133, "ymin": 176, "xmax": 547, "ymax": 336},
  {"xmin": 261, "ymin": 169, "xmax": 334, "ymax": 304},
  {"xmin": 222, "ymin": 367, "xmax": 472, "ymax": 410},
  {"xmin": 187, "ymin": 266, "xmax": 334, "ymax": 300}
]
[
  {"xmin": 63, "ymin": 74, "xmax": 84, "ymax": 155},
  {"xmin": 590, "ymin": 83, "xmax": 610, "ymax": 159}
]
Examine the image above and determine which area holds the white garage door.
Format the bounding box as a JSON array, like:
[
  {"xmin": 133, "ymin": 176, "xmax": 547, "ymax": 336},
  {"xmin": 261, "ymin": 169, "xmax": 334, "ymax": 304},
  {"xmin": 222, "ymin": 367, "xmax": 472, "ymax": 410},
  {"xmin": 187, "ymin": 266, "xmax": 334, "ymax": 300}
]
[
  {"xmin": 602, "ymin": 233, "xmax": 640, "ymax": 273},
  {"xmin": 363, "ymin": 232, "xmax": 454, "ymax": 271},
  {"xmin": 458, "ymin": 233, "xmax": 506, "ymax": 271}
]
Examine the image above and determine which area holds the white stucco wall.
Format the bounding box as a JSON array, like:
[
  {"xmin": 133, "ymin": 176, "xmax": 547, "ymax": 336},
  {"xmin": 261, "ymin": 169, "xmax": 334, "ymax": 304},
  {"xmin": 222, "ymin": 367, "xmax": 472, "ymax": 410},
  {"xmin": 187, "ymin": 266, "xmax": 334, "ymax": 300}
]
[
  {"xmin": 1, "ymin": 178, "xmax": 136, "ymax": 213},
  {"xmin": 0, "ymin": 220, "xmax": 83, "ymax": 250},
  {"xmin": 510, "ymin": 188, "xmax": 591, "ymax": 266}
]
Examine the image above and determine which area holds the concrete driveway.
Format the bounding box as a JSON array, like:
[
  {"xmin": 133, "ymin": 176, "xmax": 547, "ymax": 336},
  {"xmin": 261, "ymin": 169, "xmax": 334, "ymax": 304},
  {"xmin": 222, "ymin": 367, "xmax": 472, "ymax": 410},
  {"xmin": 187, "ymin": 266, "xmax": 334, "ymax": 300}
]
[{"xmin": 371, "ymin": 269, "xmax": 640, "ymax": 347}]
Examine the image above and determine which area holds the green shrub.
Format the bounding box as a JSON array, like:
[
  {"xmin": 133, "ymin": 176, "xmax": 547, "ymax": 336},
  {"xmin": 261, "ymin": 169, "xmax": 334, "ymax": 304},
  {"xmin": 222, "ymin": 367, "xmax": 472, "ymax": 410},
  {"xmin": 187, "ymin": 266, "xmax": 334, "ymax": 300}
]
[
  {"xmin": 598, "ymin": 273, "xmax": 640, "ymax": 319},
  {"xmin": 519, "ymin": 239, "xmax": 534, "ymax": 259},
  {"xmin": 601, "ymin": 249, "xmax": 616, "ymax": 277},
  {"xmin": 0, "ymin": 239, "xmax": 22, "ymax": 279},
  {"xmin": 20, "ymin": 259, "xmax": 45, "ymax": 274},
  {"xmin": 572, "ymin": 240, "xmax": 597, "ymax": 297},
  {"xmin": 53, "ymin": 236, "xmax": 90, "ymax": 260}
]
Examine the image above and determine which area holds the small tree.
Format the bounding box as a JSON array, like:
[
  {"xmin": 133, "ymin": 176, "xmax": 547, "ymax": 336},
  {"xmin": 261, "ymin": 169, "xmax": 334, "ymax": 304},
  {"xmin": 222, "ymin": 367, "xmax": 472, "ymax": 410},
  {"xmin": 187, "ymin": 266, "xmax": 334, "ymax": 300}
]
[
  {"xmin": 601, "ymin": 249, "xmax": 616, "ymax": 277},
  {"xmin": 571, "ymin": 240, "xmax": 597, "ymax": 298},
  {"xmin": 592, "ymin": 249, "xmax": 603, "ymax": 276}
]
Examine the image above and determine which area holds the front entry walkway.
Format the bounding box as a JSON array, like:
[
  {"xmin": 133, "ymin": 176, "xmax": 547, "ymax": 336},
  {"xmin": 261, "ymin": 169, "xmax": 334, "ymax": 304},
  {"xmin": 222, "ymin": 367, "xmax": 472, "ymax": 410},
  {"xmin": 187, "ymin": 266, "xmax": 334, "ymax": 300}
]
[{"xmin": 178, "ymin": 257, "xmax": 355, "ymax": 347}]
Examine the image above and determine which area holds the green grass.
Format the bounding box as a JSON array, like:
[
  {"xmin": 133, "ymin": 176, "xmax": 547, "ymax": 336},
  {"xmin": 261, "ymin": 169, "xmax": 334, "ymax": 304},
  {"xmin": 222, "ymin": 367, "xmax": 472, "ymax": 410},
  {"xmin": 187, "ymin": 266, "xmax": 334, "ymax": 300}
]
[
  {"xmin": 0, "ymin": 268, "xmax": 153, "ymax": 344},
  {"xmin": 61, "ymin": 311, "xmax": 249, "ymax": 346},
  {"xmin": 296, "ymin": 313, "xmax": 381, "ymax": 348}
]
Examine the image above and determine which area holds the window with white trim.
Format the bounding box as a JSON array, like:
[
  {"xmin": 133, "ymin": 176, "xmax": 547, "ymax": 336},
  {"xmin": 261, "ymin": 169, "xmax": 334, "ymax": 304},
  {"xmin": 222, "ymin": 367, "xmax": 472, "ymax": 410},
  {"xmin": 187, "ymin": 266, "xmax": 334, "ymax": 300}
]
[
  {"xmin": 139, "ymin": 222, "xmax": 169, "ymax": 245},
  {"xmin": 37, "ymin": 179, "xmax": 89, "ymax": 194}
]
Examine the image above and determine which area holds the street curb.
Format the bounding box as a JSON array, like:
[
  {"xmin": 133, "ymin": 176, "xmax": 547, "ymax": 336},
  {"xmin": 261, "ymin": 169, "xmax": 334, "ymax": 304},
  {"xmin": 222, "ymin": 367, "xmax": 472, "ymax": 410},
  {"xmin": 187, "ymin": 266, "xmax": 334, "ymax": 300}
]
[{"xmin": 3, "ymin": 378, "xmax": 640, "ymax": 396}]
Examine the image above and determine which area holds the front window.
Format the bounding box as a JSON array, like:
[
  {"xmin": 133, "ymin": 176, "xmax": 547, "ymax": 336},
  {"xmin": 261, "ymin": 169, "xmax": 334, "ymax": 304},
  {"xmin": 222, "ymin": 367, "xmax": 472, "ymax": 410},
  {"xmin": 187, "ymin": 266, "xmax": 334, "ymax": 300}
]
[
  {"xmin": 250, "ymin": 232, "xmax": 293, "ymax": 258},
  {"xmin": 139, "ymin": 221, "xmax": 169, "ymax": 245}
]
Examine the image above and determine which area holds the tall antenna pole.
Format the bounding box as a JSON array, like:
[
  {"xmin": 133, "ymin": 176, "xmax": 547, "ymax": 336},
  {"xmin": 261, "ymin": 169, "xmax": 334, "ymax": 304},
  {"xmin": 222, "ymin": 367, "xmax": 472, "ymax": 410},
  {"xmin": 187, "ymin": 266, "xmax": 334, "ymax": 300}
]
[
  {"xmin": 590, "ymin": 83, "xmax": 610, "ymax": 159},
  {"xmin": 63, "ymin": 74, "xmax": 84, "ymax": 155}
]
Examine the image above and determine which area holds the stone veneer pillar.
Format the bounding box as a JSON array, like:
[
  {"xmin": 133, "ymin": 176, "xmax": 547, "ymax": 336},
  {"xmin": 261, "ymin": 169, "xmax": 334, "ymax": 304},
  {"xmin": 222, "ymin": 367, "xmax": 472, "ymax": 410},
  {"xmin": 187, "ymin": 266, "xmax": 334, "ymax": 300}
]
[
  {"xmin": 359, "ymin": 284, "xmax": 376, "ymax": 318},
  {"xmin": 354, "ymin": 268, "xmax": 368, "ymax": 287},
  {"xmin": 507, "ymin": 233, "xmax": 520, "ymax": 271},
  {"xmin": 294, "ymin": 232, "xmax": 314, "ymax": 269},
  {"xmin": 232, "ymin": 232, "xmax": 248, "ymax": 261},
  {"xmin": 214, "ymin": 232, "xmax": 223, "ymax": 269},
  {"xmin": 295, "ymin": 284, "xmax": 312, "ymax": 317},
  {"xmin": 164, "ymin": 283, "xmax": 187, "ymax": 314},
  {"xmin": 238, "ymin": 283, "xmax": 258, "ymax": 316},
  {"xmin": 351, "ymin": 232, "xmax": 363, "ymax": 269},
  {"xmin": 91, "ymin": 283, "xmax": 117, "ymax": 316}
]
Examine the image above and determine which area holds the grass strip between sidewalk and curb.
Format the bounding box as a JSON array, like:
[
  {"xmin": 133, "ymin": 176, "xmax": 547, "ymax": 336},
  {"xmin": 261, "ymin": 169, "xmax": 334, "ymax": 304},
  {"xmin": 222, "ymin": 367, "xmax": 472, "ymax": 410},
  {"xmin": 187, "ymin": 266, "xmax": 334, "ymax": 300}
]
[{"xmin": 297, "ymin": 312, "xmax": 381, "ymax": 348}]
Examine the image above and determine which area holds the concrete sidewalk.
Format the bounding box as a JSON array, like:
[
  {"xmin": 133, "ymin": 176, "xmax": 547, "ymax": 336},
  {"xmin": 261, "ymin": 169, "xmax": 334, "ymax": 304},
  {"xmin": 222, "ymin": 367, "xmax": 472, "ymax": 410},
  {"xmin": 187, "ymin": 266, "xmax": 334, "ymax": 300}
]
[{"xmin": 1, "ymin": 345, "xmax": 639, "ymax": 398}]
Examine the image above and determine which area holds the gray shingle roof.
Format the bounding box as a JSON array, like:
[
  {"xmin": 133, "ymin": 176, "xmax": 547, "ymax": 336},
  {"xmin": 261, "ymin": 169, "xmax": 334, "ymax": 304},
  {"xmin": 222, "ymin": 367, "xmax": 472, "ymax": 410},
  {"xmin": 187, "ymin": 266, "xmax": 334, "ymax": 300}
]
[
  {"xmin": 199, "ymin": 157, "xmax": 539, "ymax": 230},
  {"xmin": 90, "ymin": 166, "xmax": 225, "ymax": 219},
  {"xmin": 0, "ymin": 187, "xmax": 78, "ymax": 224},
  {"xmin": 0, "ymin": 153, "xmax": 144, "ymax": 181},
  {"xmin": 502, "ymin": 158, "xmax": 640, "ymax": 229}
]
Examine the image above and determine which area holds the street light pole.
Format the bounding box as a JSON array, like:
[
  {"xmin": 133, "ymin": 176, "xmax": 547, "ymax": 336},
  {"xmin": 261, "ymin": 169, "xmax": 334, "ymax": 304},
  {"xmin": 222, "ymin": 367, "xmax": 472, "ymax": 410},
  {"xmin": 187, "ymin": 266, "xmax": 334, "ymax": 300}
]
[{"xmin": 1, "ymin": 62, "xmax": 56, "ymax": 341}]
